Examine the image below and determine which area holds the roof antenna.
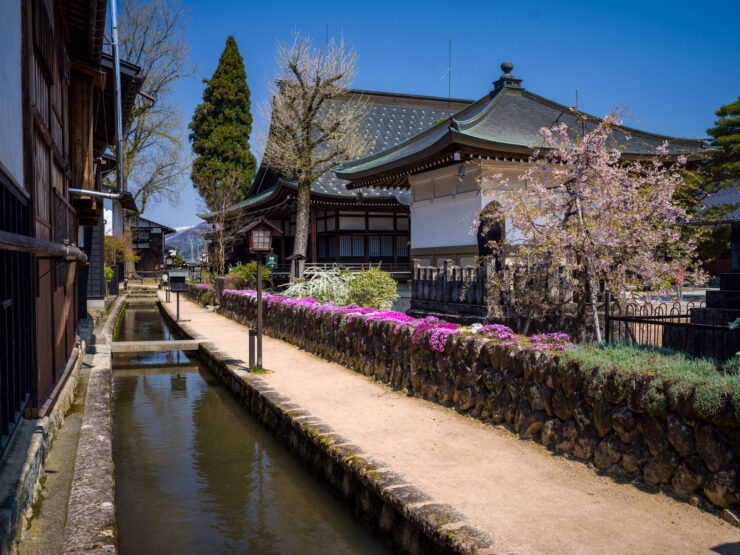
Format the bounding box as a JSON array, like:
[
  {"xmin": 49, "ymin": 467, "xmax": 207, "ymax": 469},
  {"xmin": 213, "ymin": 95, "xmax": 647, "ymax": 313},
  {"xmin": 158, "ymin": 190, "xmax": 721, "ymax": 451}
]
[
  {"xmin": 573, "ymin": 89, "xmax": 579, "ymax": 111},
  {"xmin": 448, "ymin": 38, "xmax": 452, "ymax": 98}
]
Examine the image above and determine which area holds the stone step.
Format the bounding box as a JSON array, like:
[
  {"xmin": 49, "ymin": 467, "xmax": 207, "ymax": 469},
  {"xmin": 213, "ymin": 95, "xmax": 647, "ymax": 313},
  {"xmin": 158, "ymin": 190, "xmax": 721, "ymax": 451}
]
[{"xmin": 719, "ymin": 273, "xmax": 740, "ymax": 291}]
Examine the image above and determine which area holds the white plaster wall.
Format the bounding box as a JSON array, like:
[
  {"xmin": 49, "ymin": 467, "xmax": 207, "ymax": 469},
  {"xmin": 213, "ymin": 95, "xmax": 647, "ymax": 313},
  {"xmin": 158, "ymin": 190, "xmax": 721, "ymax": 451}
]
[
  {"xmin": 409, "ymin": 161, "xmax": 529, "ymax": 251},
  {"xmin": 411, "ymin": 192, "xmax": 480, "ymax": 249},
  {"xmin": 0, "ymin": 0, "xmax": 24, "ymax": 188}
]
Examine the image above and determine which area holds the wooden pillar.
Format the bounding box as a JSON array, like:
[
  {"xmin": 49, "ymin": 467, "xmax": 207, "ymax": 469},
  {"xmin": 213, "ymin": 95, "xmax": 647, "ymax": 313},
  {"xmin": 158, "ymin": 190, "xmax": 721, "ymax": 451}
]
[
  {"xmin": 334, "ymin": 213, "xmax": 340, "ymax": 263},
  {"xmin": 69, "ymin": 72, "xmax": 94, "ymax": 189},
  {"xmin": 310, "ymin": 208, "xmax": 317, "ymax": 263},
  {"xmin": 364, "ymin": 210, "xmax": 370, "ymax": 264}
]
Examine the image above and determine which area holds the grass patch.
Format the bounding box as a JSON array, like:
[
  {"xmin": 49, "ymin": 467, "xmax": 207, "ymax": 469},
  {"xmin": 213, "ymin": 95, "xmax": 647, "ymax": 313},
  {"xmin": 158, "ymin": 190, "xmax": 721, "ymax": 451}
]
[{"xmin": 560, "ymin": 342, "xmax": 740, "ymax": 419}]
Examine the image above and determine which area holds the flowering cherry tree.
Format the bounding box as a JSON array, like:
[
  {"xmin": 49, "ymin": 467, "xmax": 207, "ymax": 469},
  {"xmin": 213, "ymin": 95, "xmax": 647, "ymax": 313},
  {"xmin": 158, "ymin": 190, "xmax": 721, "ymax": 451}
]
[{"xmin": 480, "ymin": 112, "xmax": 703, "ymax": 342}]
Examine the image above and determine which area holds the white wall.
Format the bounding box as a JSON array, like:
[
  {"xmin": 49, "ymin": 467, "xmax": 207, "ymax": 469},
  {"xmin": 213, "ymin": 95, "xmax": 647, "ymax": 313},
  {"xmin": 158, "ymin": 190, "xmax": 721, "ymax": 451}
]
[
  {"xmin": 0, "ymin": 0, "xmax": 24, "ymax": 188},
  {"xmin": 409, "ymin": 160, "xmax": 528, "ymax": 251},
  {"xmin": 411, "ymin": 192, "xmax": 480, "ymax": 249}
]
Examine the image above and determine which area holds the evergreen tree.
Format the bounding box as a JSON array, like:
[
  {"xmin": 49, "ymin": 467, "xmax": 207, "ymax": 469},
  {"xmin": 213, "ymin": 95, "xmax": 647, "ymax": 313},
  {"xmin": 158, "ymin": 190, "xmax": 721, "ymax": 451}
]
[
  {"xmin": 706, "ymin": 95, "xmax": 740, "ymax": 189},
  {"xmin": 675, "ymin": 96, "xmax": 739, "ymax": 262},
  {"xmin": 189, "ymin": 36, "xmax": 257, "ymax": 205}
]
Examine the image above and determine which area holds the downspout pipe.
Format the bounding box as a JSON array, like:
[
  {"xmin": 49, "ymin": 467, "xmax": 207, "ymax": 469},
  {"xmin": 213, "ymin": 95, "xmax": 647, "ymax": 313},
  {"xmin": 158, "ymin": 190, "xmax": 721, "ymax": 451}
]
[
  {"xmin": 110, "ymin": 0, "xmax": 125, "ymax": 194},
  {"xmin": 68, "ymin": 188, "xmax": 126, "ymax": 200}
]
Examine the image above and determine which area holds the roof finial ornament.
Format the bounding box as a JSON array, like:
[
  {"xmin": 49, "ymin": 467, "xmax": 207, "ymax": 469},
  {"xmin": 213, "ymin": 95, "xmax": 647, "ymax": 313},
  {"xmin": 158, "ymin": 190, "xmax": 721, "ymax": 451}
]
[{"xmin": 493, "ymin": 60, "xmax": 522, "ymax": 92}]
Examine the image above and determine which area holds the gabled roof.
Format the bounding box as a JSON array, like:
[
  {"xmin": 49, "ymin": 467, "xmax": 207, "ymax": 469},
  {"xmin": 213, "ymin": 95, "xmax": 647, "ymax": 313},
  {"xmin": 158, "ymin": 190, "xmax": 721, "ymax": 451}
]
[
  {"xmin": 238, "ymin": 89, "xmax": 473, "ymax": 211},
  {"xmin": 335, "ymin": 63, "xmax": 710, "ymax": 189},
  {"xmin": 130, "ymin": 215, "xmax": 176, "ymax": 235},
  {"xmin": 700, "ymin": 184, "xmax": 740, "ymax": 223}
]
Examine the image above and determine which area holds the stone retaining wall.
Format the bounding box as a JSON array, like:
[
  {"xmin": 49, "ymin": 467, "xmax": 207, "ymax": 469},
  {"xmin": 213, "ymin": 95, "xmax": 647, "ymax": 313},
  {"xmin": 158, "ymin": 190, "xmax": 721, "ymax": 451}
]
[
  {"xmin": 219, "ymin": 293, "xmax": 740, "ymax": 514},
  {"xmin": 184, "ymin": 283, "xmax": 211, "ymax": 305}
]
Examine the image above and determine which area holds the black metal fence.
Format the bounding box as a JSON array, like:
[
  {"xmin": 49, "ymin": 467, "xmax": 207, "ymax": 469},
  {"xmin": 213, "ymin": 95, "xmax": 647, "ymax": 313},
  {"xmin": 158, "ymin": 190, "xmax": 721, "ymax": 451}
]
[
  {"xmin": 0, "ymin": 179, "xmax": 33, "ymax": 452},
  {"xmin": 605, "ymin": 293, "xmax": 740, "ymax": 361}
]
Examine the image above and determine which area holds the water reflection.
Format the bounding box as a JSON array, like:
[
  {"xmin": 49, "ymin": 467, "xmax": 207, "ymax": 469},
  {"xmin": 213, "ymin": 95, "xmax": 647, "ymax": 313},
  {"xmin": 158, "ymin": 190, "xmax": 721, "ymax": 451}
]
[{"xmin": 112, "ymin": 307, "xmax": 389, "ymax": 554}]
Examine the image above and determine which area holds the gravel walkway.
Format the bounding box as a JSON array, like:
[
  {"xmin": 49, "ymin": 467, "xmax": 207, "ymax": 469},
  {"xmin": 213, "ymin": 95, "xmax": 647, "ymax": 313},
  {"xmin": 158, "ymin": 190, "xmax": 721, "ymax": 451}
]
[{"xmin": 164, "ymin": 292, "xmax": 740, "ymax": 554}]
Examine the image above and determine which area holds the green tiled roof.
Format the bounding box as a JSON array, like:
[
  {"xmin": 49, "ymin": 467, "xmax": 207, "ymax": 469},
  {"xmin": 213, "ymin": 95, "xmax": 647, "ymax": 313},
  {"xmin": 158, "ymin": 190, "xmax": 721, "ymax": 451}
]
[{"xmin": 335, "ymin": 69, "xmax": 709, "ymax": 179}]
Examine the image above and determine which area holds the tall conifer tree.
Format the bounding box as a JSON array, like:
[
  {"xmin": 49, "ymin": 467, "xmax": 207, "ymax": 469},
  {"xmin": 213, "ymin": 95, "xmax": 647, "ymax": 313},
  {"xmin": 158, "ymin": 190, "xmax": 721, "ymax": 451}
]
[{"xmin": 189, "ymin": 36, "xmax": 256, "ymax": 205}]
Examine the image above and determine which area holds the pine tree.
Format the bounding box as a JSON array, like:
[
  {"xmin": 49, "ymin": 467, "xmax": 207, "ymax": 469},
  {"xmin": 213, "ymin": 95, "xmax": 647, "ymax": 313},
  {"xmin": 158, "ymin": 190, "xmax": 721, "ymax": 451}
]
[
  {"xmin": 706, "ymin": 95, "xmax": 740, "ymax": 189},
  {"xmin": 189, "ymin": 36, "xmax": 257, "ymax": 206},
  {"xmin": 674, "ymin": 96, "xmax": 739, "ymax": 262}
]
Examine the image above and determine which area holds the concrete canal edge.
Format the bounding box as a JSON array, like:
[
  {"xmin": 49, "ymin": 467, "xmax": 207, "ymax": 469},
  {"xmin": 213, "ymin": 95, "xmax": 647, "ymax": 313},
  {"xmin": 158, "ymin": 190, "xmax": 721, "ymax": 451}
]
[
  {"xmin": 60, "ymin": 294, "xmax": 126, "ymax": 554},
  {"xmin": 159, "ymin": 301, "xmax": 496, "ymax": 555}
]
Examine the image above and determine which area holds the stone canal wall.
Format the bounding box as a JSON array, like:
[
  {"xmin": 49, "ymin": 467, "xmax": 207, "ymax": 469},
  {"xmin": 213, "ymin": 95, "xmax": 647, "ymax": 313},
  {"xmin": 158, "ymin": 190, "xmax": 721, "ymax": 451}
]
[{"xmin": 218, "ymin": 293, "xmax": 740, "ymax": 513}]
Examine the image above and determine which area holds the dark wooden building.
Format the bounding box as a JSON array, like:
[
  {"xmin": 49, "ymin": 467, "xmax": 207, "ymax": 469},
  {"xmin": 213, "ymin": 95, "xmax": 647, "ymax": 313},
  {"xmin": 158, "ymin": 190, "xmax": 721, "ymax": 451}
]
[
  {"xmin": 131, "ymin": 215, "xmax": 175, "ymax": 275},
  {"xmin": 199, "ymin": 90, "xmax": 472, "ymax": 276},
  {"xmin": 0, "ymin": 0, "xmax": 139, "ymax": 449}
]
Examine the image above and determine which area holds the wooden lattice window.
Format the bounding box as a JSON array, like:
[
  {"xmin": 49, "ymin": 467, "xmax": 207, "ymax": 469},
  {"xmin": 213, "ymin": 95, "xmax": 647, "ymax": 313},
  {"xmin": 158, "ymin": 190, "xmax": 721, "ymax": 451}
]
[{"xmin": 32, "ymin": 0, "xmax": 53, "ymax": 79}]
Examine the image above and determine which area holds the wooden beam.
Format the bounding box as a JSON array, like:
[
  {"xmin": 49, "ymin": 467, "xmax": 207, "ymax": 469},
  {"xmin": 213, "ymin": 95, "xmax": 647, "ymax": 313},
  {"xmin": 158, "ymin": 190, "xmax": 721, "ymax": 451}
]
[{"xmin": 69, "ymin": 71, "xmax": 94, "ymax": 190}]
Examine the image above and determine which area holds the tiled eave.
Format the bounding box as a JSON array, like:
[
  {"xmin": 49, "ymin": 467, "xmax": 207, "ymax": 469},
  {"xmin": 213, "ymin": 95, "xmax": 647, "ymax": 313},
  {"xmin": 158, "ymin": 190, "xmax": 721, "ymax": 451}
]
[{"xmin": 340, "ymin": 132, "xmax": 709, "ymax": 191}]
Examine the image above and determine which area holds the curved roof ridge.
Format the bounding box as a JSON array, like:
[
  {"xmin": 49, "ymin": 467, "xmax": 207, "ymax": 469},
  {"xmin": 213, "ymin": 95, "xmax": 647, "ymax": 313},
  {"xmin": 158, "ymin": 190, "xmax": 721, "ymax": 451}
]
[
  {"xmin": 453, "ymin": 89, "xmax": 509, "ymax": 132},
  {"xmin": 338, "ymin": 88, "xmax": 474, "ymax": 106},
  {"xmin": 336, "ymin": 93, "xmax": 494, "ymax": 171},
  {"xmin": 519, "ymin": 89, "xmax": 707, "ymax": 146}
]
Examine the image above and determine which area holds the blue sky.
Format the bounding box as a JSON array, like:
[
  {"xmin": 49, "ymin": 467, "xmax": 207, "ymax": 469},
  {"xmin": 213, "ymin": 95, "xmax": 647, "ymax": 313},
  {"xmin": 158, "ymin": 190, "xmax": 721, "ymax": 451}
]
[{"xmin": 141, "ymin": 0, "xmax": 740, "ymax": 230}]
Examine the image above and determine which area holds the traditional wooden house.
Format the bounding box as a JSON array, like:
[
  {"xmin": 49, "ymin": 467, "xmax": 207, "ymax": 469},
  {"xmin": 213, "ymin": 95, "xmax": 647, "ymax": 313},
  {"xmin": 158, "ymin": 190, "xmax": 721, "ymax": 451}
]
[
  {"xmin": 335, "ymin": 62, "xmax": 710, "ymax": 314},
  {"xmin": 130, "ymin": 215, "xmax": 176, "ymax": 276},
  {"xmin": 0, "ymin": 0, "xmax": 140, "ymax": 451},
  {"xmin": 199, "ymin": 90, "xmax": 472, "ymax": 277}
]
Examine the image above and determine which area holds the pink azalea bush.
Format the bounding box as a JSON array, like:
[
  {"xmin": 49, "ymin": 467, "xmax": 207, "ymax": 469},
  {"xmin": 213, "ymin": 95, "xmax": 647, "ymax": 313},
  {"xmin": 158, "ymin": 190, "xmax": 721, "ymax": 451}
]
[
  {"xmin": 193, "ymin": 283, "xmax": 212, "ymax": 289},
  {"xmin": 223, "ymin": 289, "xmax": 570, "ymax": 353}
]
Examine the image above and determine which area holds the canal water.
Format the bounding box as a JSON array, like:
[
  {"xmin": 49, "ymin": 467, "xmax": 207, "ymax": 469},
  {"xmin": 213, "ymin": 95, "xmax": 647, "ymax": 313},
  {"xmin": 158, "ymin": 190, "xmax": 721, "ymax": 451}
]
[{"xmin": 112, "ymin": 306, "xmax": 389, "ymax": 554}]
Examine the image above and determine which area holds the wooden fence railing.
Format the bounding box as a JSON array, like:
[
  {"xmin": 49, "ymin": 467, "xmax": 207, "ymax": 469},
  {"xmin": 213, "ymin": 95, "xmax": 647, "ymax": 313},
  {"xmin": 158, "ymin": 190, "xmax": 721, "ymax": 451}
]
[{"xmin": 410, "ymin": 259, "xmax": 494, "ymax": 315}]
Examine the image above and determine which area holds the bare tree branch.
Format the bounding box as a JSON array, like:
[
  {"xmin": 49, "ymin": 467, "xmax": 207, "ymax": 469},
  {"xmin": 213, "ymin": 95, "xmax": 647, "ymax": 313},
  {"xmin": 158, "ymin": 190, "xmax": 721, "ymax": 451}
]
[
  {"xmin": 109, "ymin": 0, "xmax": 195, "ymax": 214},
  {"xmin": 259, "ymin": 31, "xmax": 371, "ymax": 266}
]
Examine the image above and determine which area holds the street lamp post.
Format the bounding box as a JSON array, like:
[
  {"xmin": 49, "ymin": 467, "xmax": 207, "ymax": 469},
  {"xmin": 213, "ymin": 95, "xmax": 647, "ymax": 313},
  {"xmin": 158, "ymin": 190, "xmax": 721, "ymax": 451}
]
[{"xmin": 240, "ymin": 217, "xmax": 283, "ymax": 369}]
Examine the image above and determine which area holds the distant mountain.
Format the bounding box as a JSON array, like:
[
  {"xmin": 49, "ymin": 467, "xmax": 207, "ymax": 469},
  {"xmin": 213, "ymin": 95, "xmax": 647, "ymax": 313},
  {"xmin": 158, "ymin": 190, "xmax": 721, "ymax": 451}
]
[{"xmin": 165, "ymin": 222, "xmax": 210, "ymax": 262}]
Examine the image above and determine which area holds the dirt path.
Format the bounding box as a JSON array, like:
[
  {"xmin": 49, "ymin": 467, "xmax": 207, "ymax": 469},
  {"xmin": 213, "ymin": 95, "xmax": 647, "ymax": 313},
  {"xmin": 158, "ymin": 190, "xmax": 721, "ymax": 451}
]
[{"xmin": 164, "ymin": 293, "xmax": 740, "ymax": 554}]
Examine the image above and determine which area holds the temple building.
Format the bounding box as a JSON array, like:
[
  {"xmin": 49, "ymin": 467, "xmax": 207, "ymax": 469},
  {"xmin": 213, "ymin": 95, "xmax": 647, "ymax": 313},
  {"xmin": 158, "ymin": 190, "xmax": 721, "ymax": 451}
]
[
  {"xmin": 199, "ymin": 90, "xmax": 472, "ymax": 276},
  {"xmin": 335, "ymin": 63, "xmax": 710, "ymax": 269}
]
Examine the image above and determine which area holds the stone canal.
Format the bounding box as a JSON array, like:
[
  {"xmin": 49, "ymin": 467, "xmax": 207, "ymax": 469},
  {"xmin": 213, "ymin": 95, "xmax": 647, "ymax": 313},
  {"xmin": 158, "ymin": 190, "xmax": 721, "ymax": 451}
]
[{"xmin": 112, "ymin": 306, "xmax": 390, "ymax": 553}]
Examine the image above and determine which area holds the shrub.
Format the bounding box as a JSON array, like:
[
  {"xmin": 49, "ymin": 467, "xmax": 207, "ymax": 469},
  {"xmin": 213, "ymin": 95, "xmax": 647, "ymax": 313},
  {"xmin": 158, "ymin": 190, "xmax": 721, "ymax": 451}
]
[
  {"xmin": 200, "ymin": 291, "xmax": 211, "ymax": 306},
  {"xmin": 104, "ymin": 265, "xmax": 113, "ymax": 283},
  {"xmin": 281, "ymin": 266, "xmax": 354, "ymax": 304},
  {"xmin": 346, "ymin": 267, "xmax": 397, "ymax": 309},
  {"xmin": 560, "ymin": 342, "xmax": 740, "ymax": 419},
  {"xmin": 229, "ymin": 261, "xmax": 272, "ymax": 289},
  {"xmin": 721, "ymin": 355, "xmax": 740, "ymax": 375}
]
